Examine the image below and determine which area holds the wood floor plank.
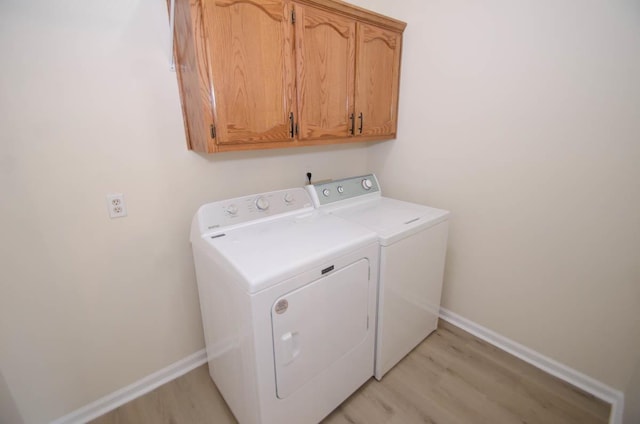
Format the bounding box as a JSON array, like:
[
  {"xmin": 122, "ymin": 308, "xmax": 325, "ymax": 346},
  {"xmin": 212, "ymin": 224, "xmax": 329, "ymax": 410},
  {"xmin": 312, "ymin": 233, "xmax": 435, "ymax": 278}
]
[
  {"xmin": 91, "ymin": 366, "xmax": 236, "ymax": 424},
  {"xmin": 438, "ymin": 321, "xmax": 610, "ymax": 421},
  {"xmin": 91, "ymin": 321, "xmax": 611, "ymax": 424}
]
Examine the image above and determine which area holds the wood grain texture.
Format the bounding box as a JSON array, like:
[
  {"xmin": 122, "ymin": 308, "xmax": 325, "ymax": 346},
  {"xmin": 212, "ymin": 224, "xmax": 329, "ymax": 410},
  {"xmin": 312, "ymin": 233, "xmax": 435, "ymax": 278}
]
[
  {"xmin": 354, "ymin": 22, "xmax": 401, "ymax": 138},
  {"xmin": 90, "ymin": 321, "xmax": 610, "ymax": 424},
  {"xmin": 295, "ymin": 3, "xmax": 355, "ymax": 140},
  {"xmin": 174, "ymin": 0, "xmax": 216, "ymax": 152},
  {"xmin": 205, "ymin": 0, "xmax": 296, "ymax": 144},
  {"xmin": 172, "ymin": 0, "xmax": 406, "ymax": 153},
  {"xmin": 293, "ymin": 0, "xmax": 406, "ymax": 32},
  {"xmin": 212, "ymin": 133, "xmax": 393, "ymax": 152}
]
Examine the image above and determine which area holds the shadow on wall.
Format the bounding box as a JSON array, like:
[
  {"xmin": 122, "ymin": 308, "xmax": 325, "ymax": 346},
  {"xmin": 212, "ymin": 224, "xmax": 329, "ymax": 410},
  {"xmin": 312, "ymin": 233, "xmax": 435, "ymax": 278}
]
[{"xmin": 0, "ymin": 370, "xmax": 24, "ymax": 424}]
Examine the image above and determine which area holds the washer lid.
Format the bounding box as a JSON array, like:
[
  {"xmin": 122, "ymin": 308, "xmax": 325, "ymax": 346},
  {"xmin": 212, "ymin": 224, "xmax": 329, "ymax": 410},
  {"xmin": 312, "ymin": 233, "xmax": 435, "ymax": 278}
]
[
  {"xmin": 330, "ymin": 197, "xmax": 450, "ymax": 245},
  {"xmin": 200, "ymin": 211, "xmax": 377, "ymax": 294}
]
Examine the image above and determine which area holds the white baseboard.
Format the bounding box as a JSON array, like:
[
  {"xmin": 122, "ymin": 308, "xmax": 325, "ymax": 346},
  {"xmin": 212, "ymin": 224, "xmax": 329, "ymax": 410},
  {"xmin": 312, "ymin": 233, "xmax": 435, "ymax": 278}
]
[
  {"xmin": 439, "ymin": 307, "xmax": 625, "ymax": 424},
  {"xmin": 51, "ymin": 349, "xmax": 207, "ymax": 424}
]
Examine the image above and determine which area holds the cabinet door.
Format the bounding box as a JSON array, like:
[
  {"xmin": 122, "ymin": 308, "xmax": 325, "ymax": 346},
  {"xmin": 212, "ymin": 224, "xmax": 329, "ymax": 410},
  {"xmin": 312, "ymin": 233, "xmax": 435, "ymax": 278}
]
[
  {"xmin": 294, "ymin": 4, "xmax": 355, "ymax": 140},
  {"xmin": 354, "ymin": 23, "xmax": 401, "ymax": 137},
  {"xmin": 204, "ymin": 0, "xmax": 296, "ymax": 145}
]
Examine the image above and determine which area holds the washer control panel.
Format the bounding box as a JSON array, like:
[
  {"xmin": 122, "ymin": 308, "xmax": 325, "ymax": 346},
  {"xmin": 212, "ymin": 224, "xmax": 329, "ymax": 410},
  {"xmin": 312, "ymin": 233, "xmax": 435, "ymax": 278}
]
[
  {"xmin": 195, "ymin": 188, "xmax": 313, "ymax": 236},
  {"xmin": 306, "ymin": 174, "xmax": 380, "ymax": 206}
]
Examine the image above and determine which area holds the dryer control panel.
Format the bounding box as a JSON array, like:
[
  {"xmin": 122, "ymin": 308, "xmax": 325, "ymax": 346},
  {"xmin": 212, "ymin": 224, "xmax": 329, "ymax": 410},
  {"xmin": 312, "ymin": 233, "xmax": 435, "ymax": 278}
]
[
  {"xmin": 306, "ymin": 174, "xmax": 381, "ymax": 207},
  {"xmin": 193, "ymin": 188, "xmax": 313, "ymax": 237}
]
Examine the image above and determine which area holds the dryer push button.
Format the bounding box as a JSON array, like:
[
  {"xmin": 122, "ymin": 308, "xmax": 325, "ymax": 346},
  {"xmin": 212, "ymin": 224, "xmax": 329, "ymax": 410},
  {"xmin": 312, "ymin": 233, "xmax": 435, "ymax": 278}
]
[{"xmin": 275, "ymin": 299, "xmax": 288, "ymax": 314}]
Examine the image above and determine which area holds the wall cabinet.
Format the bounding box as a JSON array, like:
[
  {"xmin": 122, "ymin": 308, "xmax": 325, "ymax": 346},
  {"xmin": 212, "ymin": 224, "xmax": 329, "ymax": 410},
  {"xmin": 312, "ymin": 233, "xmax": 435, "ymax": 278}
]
[
  {"xmin": 294, "ymin": 3, "xmax": 355, "ymax": 141},
  {"xmin": 173, "ymin": 0, "xmax": 405, "ymax": 153},
  {"xmin": 354, "ymin": 23, "xmax": 402, "ymax": 137},
  {"xmin": 206, "ymin": 0, "xmax": 296, "ymax": 145}
]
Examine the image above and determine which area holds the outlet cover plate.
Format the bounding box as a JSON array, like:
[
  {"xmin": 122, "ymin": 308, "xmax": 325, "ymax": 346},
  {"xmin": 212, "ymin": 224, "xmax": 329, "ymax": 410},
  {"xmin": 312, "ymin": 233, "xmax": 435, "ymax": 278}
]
[{"xmin": 106, "ymin": 194, "xmax": 127, "ymax": 218}]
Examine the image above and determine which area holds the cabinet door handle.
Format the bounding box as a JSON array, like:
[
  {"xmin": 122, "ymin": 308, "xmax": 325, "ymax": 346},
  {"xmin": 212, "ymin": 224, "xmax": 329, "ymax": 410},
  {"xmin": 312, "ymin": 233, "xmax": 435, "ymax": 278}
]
[
  {"xmin": 358, "ymin": 112, "xmax": 363, "ymax": 134},
  {"xmin": 349, "ymin": 113, "xmax": 355, "ymax": 135},
  {"xmin": 289, "ymin": 112, "xmax": 294, "ymax": 138}
]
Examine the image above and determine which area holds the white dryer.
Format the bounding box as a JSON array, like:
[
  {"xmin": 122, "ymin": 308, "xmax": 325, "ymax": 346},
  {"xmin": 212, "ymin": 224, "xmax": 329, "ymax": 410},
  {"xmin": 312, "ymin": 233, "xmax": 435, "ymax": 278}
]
[
  {"xmin": 190, "ymin": 188, "xmax": 379, "ymax": 424},
  {"xmin": 306, "ymin": 175, "xmax": 450, "ymax": 379}
]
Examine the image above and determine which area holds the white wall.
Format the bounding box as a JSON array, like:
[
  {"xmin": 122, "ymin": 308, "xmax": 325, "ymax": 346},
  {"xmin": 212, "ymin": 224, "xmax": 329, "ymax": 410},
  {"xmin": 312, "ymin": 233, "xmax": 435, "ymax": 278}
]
[
  {"xmin": 624, "ymin": 361, "xmax": 640, "ymax": 424},
  {"xmin": 0, "ymin": 372, "xmax": 23, "ymax": 424},
  {"xmin": 0, "ymin": 1, "xmax": 370, "ymax": 423},
  {"xmin": 352, "ymin": 0, "xmax": 640, "ymax": 392}
]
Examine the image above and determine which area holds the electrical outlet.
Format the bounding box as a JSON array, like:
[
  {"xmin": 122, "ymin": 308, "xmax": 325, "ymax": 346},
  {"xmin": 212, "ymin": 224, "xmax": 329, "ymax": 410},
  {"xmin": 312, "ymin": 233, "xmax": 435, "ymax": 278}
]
[{"xmin": 106, "ymin": 194, "xmax": 127, "ymax": 218}]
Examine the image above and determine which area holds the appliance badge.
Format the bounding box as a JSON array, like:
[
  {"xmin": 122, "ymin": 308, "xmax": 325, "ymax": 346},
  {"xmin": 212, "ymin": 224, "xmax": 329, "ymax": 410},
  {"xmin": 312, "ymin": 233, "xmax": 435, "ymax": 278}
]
[{"xmin": 275, "ymin": 299, "xmax": 288, "ymax": 314}]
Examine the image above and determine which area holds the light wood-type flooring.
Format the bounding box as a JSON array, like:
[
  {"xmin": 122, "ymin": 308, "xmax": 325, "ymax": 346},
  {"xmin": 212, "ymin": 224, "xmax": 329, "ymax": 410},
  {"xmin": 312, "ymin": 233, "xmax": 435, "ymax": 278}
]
[{"xmin": 91, "ymin": 320, "xmax": 610, "ymax": 424}]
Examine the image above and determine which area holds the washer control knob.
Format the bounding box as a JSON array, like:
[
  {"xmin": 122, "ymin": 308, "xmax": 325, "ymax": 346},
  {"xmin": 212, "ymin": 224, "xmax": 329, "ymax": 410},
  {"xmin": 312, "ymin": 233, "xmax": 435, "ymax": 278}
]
[
  {"xmin": 361, "ymin": 178, "xmax": 373, "ymax": 190},
  {"xmin": 255, "ymin": 196, "xmax": 270, "ymax": 211},
  {"xmin": 225, "ymin": 204, "xmax": 239, "ymax": 216},
  {"xmin": 337, "ymin": 185, "xmax": 344, "ymax": 194},
  {"xmin": 322, "ymin": 188, "xmax": 331, "ymax": 197},
  {"xmin": 284, "ymin": 193, "xmax": 294, "ymax": 204}
]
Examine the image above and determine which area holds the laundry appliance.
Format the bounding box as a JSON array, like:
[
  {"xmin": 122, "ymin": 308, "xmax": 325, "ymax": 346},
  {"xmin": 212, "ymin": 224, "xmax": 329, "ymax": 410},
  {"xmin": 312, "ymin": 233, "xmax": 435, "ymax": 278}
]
[
  {"xmin": 306, "ymin": 174, "xmax": 450, "ymax": 379},
  {"xmin": 190, "ymin": 187, "xmax": 379, "ymax": 423}
]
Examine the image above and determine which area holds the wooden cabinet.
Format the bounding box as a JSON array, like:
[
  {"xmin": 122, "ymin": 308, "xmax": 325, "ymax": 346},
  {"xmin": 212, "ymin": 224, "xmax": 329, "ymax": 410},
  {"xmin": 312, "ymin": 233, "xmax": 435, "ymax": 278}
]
[
  {"xmin": 354, "ymin": 23, "xmax": 402, "ymax": 137},
  {"xmin": 294, "ymin": 4, "xmax": 355, "ymax": 140},
  {"xmin": 173, "ymin": 0, "xmax": 405, "ymax": 153},
  {"xmin": 206, "ymin": 0, "xmax": 296, "ymax": 145}
]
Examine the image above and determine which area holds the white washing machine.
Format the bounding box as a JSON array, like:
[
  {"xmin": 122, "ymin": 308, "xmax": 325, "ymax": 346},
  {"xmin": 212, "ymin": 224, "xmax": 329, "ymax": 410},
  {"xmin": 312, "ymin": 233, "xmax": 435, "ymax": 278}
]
[
  {"xmin": 190, "ymin": 187, "xmax": 379, "ymax": 424},
  {"xmin": 306, "ymin": 174, "xmax": 450, "ymax": 380}
]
